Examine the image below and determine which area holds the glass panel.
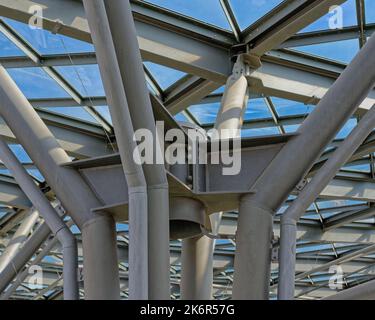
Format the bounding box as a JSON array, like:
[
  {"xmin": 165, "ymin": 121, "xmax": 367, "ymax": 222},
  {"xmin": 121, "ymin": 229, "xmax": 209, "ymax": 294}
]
[
  {"xmin": 189, "ymin": 102, "xmax": 220, "ymax": 124},
  {"xmin": 292, "ymin": 39, "xmax": 359, "ymax": 64},
  {"xmin": 230, "ymin": 0, "xmax": 284, "ymax": 30},
  {"xmin": 9, "ymin": 145, "xmax": 32, "ymax": 163},
  {"xmin": 300, "ymin": 0, "xmax": 357, "ymax": 33},
  {"xmin": 244, "ymin": 98, "xmax": 272, "ymax": 120},
  {"xmin": 0, "ymin": 32, "xmax": 25, "ymax": 57},
  {"xmin": 242, "ymin": 126, "xmax": 280, "ymax": 137},
  {"xmin": 7, "ymin": 67, "xmax": 69, "ymax": 99},
  {"xmin": 94, "ymin": 106, "xmax": 112, "ymax": 124},
  {"xmin": 3, "ymin": 18, "xmax": 94, "ymax": 54},
  {"xmin": 317, "ymin": 199, "xmax": 365, "ymax": 209},
  {"xmin": 143, "ymin": 0, "xmax": 231, "ymax": 30},
  {"xmin": 365, "ymin": 0, "xmax": 375, "ymax": 23},
  {"xmin": 336, "ymin": 118, "xmax": 357, "ymax": 139},
  {"xmin": 55, "ymin": 65, "xmax": 105, "ymax": 97},
  {"xmin": 343, "ymin": 163, "xmax": 371, "ymax": 173},
  {"xmin": 174, "ymin": 112, "xmax": 189, "ymax": 122},
  {"xmin": 272, "ymin": 97, "xmax": 313, "ymax": 117},
  {"xmin": 144, "ymin": 62, "xmax": 186, "ymax": 90},
  {"xmin": 284, "ymin": 124, "xmax": 300, "ymax": 133}
]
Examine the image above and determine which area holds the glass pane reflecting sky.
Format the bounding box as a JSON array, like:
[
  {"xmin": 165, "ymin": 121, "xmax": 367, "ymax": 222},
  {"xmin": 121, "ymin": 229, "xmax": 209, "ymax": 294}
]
[
  {"xmin": 365, "ymin": 0, "xmax": 375, "ymax": 23},
  {"xmin": 292, "ymin": 39, "xmax": 359, "ymax": 64},
  {"xmin": 7, "ymin": 68, "xmax": 69, "ymax": 99},
  {"xmin": 144, "ymin": 0, "xmax": 231, "ymax": 29},
  {"xmin": 56, "ymin": 65, "xmax": 105, "ymax": 97},
  {"xmin": 3, "ymin": 18, "xmax": 93, "ymax": 54},
  {"xmin": 0, "ymin": 32, "xmax": 24, "ymax": 57},
  {"xmin": 230, "ymin": 0, "xmax": 284, "ymax": 30},
  {"xmin": 144, "ymin": 62, "xmax": 186, "ymax": 89},
  {"xmin": 300, "ymin": 0, "xmax": 357, "ymax": 33}
]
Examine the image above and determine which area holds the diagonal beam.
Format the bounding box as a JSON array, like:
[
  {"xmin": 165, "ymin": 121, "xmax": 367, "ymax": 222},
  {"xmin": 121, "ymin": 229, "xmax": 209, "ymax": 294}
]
[
  {"xmin": 323, "ymin": 205, "xmax": 375, "ymax": 231},
  {"xmin": 163, "ymin": 75, "xmax": 221, "ymax": 114},
  {"xmin": 245, "ymin": 0, "xmax": 347, "ymax": 56},
  {"xmin": 249, "ymin": 50, "xmax": 375, "ymax": 114}
]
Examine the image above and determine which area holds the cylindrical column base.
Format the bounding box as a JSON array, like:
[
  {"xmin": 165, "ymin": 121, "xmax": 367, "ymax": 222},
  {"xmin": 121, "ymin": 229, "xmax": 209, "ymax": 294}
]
[
  {"xmin": 148, "ymin": 187, "xmax": 170, "ymax": 300},
  {"xmin": 181, "ymin": 235, "xmax": 214, "ymax": 300},
  {"xmin": 128, "ymin": 189, "xmax": 148, "ymax": 300},
  {"xmin": 278, "ymin": 218, "xmax": 297, "ymax": 300},
  {"xmin": 81, "ymin": 215, "xmax": 120, "ymax": 300},
  {"xmin": 233, "ymin": 199, "xmax": 273, "ymax": 300}
]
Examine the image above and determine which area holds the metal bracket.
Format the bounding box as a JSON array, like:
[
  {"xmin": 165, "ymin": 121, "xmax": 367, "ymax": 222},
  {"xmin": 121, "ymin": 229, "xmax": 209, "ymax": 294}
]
[
  {"xmin": 296, "ymin": 178, "xmax": 308, "ymax": 192},
  {"xmin": 230, "ymin": 43, "xmax": 262, "ymax": 73}
]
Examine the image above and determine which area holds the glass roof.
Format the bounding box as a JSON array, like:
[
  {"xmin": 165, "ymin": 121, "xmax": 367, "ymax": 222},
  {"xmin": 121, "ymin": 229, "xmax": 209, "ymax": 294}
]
[
  {"xmin": 300, "ymin": 0, "xmax": 357, "ymax": 33},
  {"xmin": 144, "ymin": 0, "xmax": 231, "ymax": 29},
  {"xmin": 0, "ymin": 0, "xmax": 374, "ymax": 300},
  {"xmin": 230, "ymin": 0, "xmax": 284, "ymax": 30},
  {"xmin": 293, "ymin": 39, "xmax": 360, "ymax": 63}
]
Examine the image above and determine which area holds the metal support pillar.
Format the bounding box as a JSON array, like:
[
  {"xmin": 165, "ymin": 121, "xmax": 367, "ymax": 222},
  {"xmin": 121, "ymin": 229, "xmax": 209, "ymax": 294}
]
[
  {"xmin": 278, "ymin": 103, "xmax": 375, "ymax": 300},
  {"xmin": 82, "ymin": 0, "xmax": 148, "ymax": 300},
  {"xmin": 0, "ymin": 65, "xmax": 120, "ymax": 299},
  {"xmin": 181, "ymin": 236, "xmax": 214, "ymax": 299},
  {"xmin": 104, "ymin": 0, "xmax": 170, "ymax": 299},
  {"xmin": 233, "ymin": 33, "xmax": 375, "ymax": 299},
  {"xmin": 181, "ymin": 56, "xmax": 248, "ymax": 299},
  {"xmin": 0, "ymin": 208, "xmax": 39, "ymax": 272},
  {"xmin": 233, "ymin": 201, "xmax": 273, "ymax": 299}
]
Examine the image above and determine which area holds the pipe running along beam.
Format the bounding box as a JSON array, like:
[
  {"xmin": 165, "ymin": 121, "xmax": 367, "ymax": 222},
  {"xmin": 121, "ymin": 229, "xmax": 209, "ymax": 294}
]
[
  {"xmin": 104, "ymin": 0, "xmax": 170, "ymax": 299},
  {"xmin": 82, "ymin": 0, "xmax": 148, "ymax": 300}
]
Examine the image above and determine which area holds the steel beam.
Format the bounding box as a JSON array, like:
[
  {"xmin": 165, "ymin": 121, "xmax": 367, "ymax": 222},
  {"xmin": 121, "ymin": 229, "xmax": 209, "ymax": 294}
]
[
  {"xmin": 245, "ymin": 0, "xmax": 347, "ymax": 56},
  {"xmin": 0, "ymin": 0, "xmax": 232, "ymax": 83}
]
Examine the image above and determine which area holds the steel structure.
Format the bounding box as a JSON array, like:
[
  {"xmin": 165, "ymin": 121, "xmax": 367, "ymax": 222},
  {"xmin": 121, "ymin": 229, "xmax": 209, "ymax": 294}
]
[{"xmin": 0, "ymin": 0, "xmax": 373, "ymax": 300}]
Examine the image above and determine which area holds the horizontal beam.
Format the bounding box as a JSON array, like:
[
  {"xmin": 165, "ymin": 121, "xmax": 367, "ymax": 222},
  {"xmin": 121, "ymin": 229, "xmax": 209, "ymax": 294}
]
[
  {"xmin": 0, "ymin": 108, "xmax": 111, "ymax": 159},
  {"xmin": 164, "ymin": 75, "xmax": 221, "ymax": 114}
]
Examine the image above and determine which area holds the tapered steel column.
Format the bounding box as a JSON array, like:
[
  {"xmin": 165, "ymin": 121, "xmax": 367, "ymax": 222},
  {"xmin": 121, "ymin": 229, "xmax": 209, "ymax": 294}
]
[
  {"xmin": 181, "ymin": 56, "xmax": 248, "ymax": 299},
  {"xmin": 214, "ymin": 56, "xmax": 249, "ymax": 137},
  {"xmin": 181, "ymin": 236, "xmax": 214, "ymax": 299},
  {"xmin": 0, "ymin": 208, "xmax": 39, "ymax": 272},
  {"xmin": 82, "ymin": 0, "xmax": 148, "ymax": 299},
  {"xmin": 233, "ymin": 33, "xmax": 375, "ymax": 299},
  {"xmin": 278, "ymin": 103, "xmax": 375, "ymax": 300},
  {"xmin": 0, "ymin": 138, "xmax": 79, "ymax": 300},
  {"xmin": 104, "ymin": 0, "xmax": 170, "ymax": 299},
  {"xmin": 0, "ymin": 66, "xmax": 120, "ymax": 299}
]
